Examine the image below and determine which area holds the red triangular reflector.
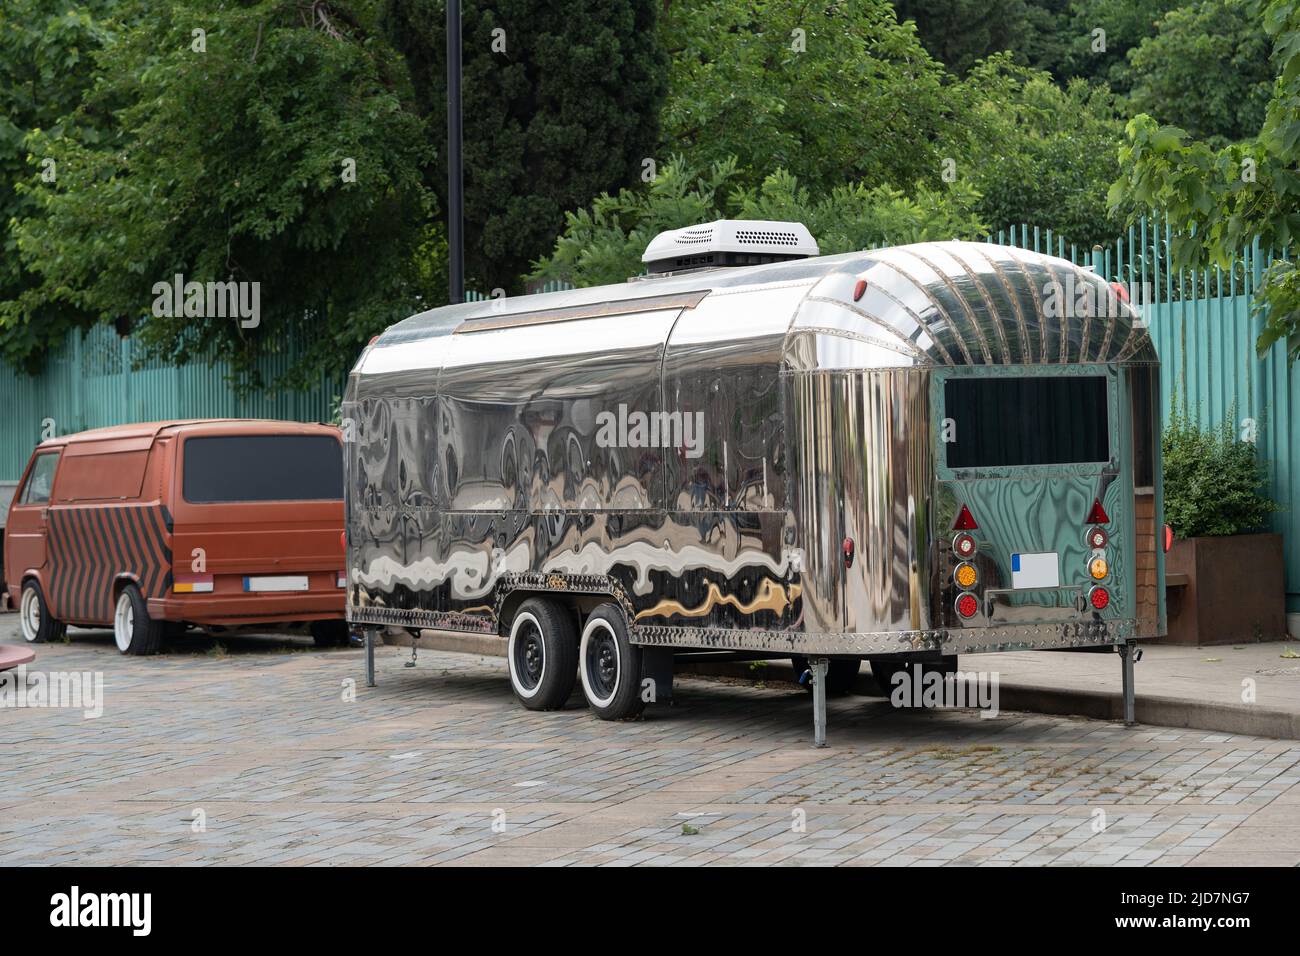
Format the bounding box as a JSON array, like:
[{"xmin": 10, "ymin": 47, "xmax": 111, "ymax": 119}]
[
  {"xmin": 1086, "ymin": 498, "xmax": 1110, "ymax": 524},
  {"xmin": 952, "ymin": 504, "xmax": 978, "ymax": 530}
]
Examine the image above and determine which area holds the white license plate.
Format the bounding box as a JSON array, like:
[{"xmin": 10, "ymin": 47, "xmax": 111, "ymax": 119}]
[
  {"xmin": 243, "ymin": 575, "xmax": 310, "ymax": 592},
  {"xmin": 1011, "ymin": 552, "xmax": 1059, "ymax": 589}
]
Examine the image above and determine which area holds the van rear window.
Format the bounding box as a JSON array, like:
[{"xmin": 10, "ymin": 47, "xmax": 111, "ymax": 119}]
[
  {"xmin": 182, "ymin": 435, "xmax": 342, "ymax": 503},
  {"xmin": 944, "ymin": 376, "xmax": 1109, "ymax": 468}
]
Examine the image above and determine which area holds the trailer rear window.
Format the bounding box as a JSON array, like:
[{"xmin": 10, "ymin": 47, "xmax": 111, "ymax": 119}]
[
  {"xmin": 182, "ymin": 435, "xmax": 343, "ymax": 503},
  {"xmin": 944, "ymin": 376, "xmax": 1109, "ymax": 468}
]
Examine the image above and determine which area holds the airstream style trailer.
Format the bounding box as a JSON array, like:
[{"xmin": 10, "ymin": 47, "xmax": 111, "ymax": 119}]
[{"xmin": 343, "ymin": 221, "xmax": 1164, "ymax": 744}]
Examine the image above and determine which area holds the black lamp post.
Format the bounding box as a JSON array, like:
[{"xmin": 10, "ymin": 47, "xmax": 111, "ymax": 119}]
[{"xmin": 447, "ymin": 0, "xmax": 464, "ymax": 304}]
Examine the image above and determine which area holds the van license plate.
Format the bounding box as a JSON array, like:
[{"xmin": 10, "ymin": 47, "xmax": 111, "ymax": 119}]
[
  {"xmin": 1011, "ymin": 552, "xmax": 1059, "ymax": 589},
  {"xmin": 243, "ymin": 575, "xmax": 310, "ymax": 592}
]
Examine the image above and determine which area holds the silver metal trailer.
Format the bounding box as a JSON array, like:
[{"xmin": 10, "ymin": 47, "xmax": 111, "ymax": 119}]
[{"xmin": 343, "ymin": 221, "xmax": 1165, "ymax": 744}]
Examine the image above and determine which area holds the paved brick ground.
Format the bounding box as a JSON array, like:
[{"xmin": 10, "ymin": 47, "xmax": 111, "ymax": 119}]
[{"xmin": 2, "ymin": 624, "xmax": 1298, "ymax": 866}]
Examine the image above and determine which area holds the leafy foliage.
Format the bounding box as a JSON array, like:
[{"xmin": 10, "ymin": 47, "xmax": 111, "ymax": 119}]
[
  {"xmin": 660, "ymin": 0, "xmax": 955, "ymax": 196},
  {"xmin": 893, "ymin": 0, "xmax": 1071, "ymax": 76},
  {"xmin": 1109, "ymin": 0, "xmax": 1300, "ymax": 363},
  {"xmin": 951, "ymin": 58, "xmax": 1128, "ymax": 245},
  {"xmin": 529, "ymin": 158, "xmax": 987, "ymax": 287},
  {"xmin": 1162, "ymin": 406, "xmax": 1280, "ymax": 537},
  {"xmin": 384, "ymin": 0, "xmax": 667, "ymax": 294},
  {"xmin": 1127, "ymin": 0, "xmax": 1274, "ymax": 143},
  {"xmin": 0, "ymin": 0, "xmax": 116, "ymax": 372},
  {"xmin": 5, "ymin": 0, "xmax": 437, "ymax": 385}
]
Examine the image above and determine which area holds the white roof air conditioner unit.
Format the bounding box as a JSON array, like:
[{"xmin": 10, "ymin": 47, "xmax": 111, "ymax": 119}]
[{"xmin": 640, "ymin": 219, "xmax": 819, "ymax": 276}]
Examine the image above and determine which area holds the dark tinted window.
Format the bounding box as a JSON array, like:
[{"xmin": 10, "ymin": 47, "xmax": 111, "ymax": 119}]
[
  {"xmin": 183, "ymin": 435, "xmax": 342, "ymax": 503},
  {"xmin": 944, "ymin": 376, "xmax": 1109, "ymax": 468}
]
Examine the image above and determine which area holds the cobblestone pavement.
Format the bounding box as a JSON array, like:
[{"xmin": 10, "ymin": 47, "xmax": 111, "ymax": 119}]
[{"xmin": 2, "ymin": 624, "xmax": 1298, "ymax": 866}]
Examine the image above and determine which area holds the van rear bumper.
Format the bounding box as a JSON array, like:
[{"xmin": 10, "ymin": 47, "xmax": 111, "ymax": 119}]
[{"xmin": 149, "ymin": 591, "xmax": 344, "ymax": 626}]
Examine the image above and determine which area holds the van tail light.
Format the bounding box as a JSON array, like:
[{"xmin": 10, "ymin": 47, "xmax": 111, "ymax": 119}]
[
  {"xmin": 1087, "ymin": 526, "xmax": 1108, "ymax": 549},
  {"xmin": 953, "ymin": 532, "xmax": 977, "ymax": 557},
  {"xmin": 1163, "ymin": 524, "xmax": 1174, "ymax": 553},
  {"xmin": 1088, "ymin": 586, "xmax": 1110, "ymax": 610},
  {"xmin": 952, "ymin": 504, "xmax": 979, "ymax": 531},
  {"xmin": 1085, "ymin": 498, "xmax": 1109, "ymax": 524},
  {"xmin": 842, "ymin": 537, "xmax": 855, "ymax": 569},
  {"xmin": 853, "ymin": 278, "xmax": 868, "ymax": 302}
]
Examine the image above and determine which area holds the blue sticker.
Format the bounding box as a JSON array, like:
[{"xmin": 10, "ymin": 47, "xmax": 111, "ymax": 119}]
[{"xmin": 1011, "ymin": 553, "xmax": 1021, "ymax": 572}]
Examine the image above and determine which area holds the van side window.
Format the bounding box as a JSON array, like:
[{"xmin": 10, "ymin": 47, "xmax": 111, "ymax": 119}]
[
  {"xmin": 57, "ymin": 449, "xmax": 150, "ymax": 501},
  {"xmin": 21, "ymin": 452, "xmax": 60, "ymax": 505}
]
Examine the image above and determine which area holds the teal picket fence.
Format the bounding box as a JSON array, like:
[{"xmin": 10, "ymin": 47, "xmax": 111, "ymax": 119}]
[{"xmin": 2, "ymin": 229, "xmax": 1297, "ymax": 606}]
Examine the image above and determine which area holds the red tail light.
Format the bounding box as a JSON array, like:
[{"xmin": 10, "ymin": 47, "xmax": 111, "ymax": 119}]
[
  {"xmin": 1085, "ymin": 498, "xmax": 1110, "ymax": 524},
  {"xmin": 1088, "ymin": 586, "xmax": 1110, "ymax": 610},
  {"xmin": 1163, "ymin": 524, "xmax": 1174, "ymax": 553},
  {"xmin": 955, "ymin": 593, "xmax": 979, "ymax": 618},
  {"xmin": 853, "ymin": 278, "xmax": 868, "ymax": 302},
  {"xmin": 842, "ymin": 537, "xmax": 855, "ymax": 569},
  {"xmin": 953, "ymin": 504, "xmax": 979, "ymax": 531},
  {"xmin": 953, "ymin": 532, "xmax": 977, "ymax": 558}
]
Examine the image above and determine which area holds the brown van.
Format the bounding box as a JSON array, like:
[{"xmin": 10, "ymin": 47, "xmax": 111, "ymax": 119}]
[{"xmin": 5, "ymin": 420, "xmax": 346, "ymax": 654}]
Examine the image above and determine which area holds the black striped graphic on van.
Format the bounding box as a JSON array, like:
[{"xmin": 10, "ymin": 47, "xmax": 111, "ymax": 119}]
[{"xmin": 45, "ymin": 505, "xmax": 173, "ymax": 624}]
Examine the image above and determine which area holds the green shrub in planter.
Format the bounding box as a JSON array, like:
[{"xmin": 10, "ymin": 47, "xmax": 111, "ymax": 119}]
[{"xmin": 1162, "ymin": 407, "xmax": 1280, "ymax": 538}]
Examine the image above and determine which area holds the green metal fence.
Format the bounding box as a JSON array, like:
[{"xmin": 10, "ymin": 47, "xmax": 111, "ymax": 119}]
[
  {"xmin": 0, "ymin": 323, "xmax": 343, "ymax": 480},
  {"xmin": 2, "ymin": 228, "xmax": 1297, "ymax": 606}
]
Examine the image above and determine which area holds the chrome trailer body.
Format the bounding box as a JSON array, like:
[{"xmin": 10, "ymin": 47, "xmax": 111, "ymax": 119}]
[{"xmin": 344, "ymin": 241, "xmax": 1164, "ymax": 736}]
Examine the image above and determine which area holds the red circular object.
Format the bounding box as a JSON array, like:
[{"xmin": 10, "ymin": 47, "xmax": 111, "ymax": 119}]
[
  {"xmin": 1089, "ymin": 586, "xmax": 1110, "ymax": 610},
  {"xmin": 1088, "ymin": 526, "xmax": 1108, "ymax": 549},
  {"xmin": 956, "ymin": 593, "xmax": 979, "ymax": 618},
  {"xmin": 953, "ymin": 532, "xmax": 976, "ymax": 557}
]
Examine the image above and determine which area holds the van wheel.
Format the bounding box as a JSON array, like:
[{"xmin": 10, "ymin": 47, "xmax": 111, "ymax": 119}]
[
  {"xmin": 578, "ymin": 604, "xmax": 645, "ymax": 720},
  {"xmin": 19, "ymin": 580, "xmax": 65, "ymax": 644},
  {"xmin": 507, "ymin": 598, "xmax": 578, "ymax": 710},
  {"xmin": 113, "ymin": 584, "xmax": 164, "ymax": 656},
  {"xmin": 790, "ymin": 656, "xmax": 861, "ymax": 696},
  {"xmin": 310, "ymin": 620, "xmax": 350, "ymax": 648}
]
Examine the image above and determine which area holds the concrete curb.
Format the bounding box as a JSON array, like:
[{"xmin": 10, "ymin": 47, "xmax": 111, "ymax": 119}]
[
  {"xmin": 382, "ymin": 631, "xmax": 1300, "ymax": 741},
  {"xmin": 679, "ymin": 659, "xmax": 1300, "ymax": 741}
]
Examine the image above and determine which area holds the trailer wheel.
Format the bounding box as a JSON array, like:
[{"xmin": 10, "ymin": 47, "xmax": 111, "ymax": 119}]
[
  {"xmin": 507, "ymin": 598, "xmax": 578, "ymax": 711},
  {"xmin": 113, "ymin": 583, "xmax": 164, "ymax": 656},
  {"xmin": 790, "ymin": 656, "xmax": 860, "ymax": 696},
  {"xmin": 19, "ymin": 580, "xmax": 65, "ymax": 644},
  {"xmin": 578, "ymin": 604, "xmax": 645, "ymax": 720}
]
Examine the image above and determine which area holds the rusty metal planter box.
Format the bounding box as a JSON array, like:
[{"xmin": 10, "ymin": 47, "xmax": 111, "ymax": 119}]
[{"xmin": 1163, "ymin": 533, "xmax": 1285, "ymax": 645}]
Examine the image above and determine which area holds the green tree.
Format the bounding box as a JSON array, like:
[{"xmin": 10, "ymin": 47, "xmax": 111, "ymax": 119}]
[
  {"xmin": 0, "ymin": 0, "xmax": 116, "ymax": 371},
  {"xmin": 529, "ymin": 158, "xmax": 987, "ymax": 288},
  {"xmin": 951, "ymin": 58, "xmax": 1128, "ymax": 245},
  {"xmin": 1127, "ymin": 0, "xmax": 1274, "ymax": 143},
  {"xmin": 1059, "ymin": 0, "xmax": 1185, "ymax": 90},
  {"xmin": 1110, "ymin": 0, "xmax": 1300, "ymax": 362},
  {"xmin": 384, "ymin": 0, "xmax": 667, "ymax": 294},
  {"xmin": 892, "ymin": 0, "xmax": 1071, "ymax": 76},
  {"xmin": 659, "ymin": 0, "xmax": 954, "ymax": 196},
  {"xmin": 5, "ymin": 0, "xmax": 436, "ymax": 385}
]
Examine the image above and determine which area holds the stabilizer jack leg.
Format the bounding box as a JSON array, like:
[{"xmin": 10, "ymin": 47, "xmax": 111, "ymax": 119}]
[
  {"xmin": 1120, "ymin": 640, "xmax": 1137, "ymax": 726},
  {"xmin": 365, "ymin": 628, "xmax": 376, "ymax": 687},
  {"xmin": 810, "ymin": 657, "xmax": 829, "ymax": 748}
]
